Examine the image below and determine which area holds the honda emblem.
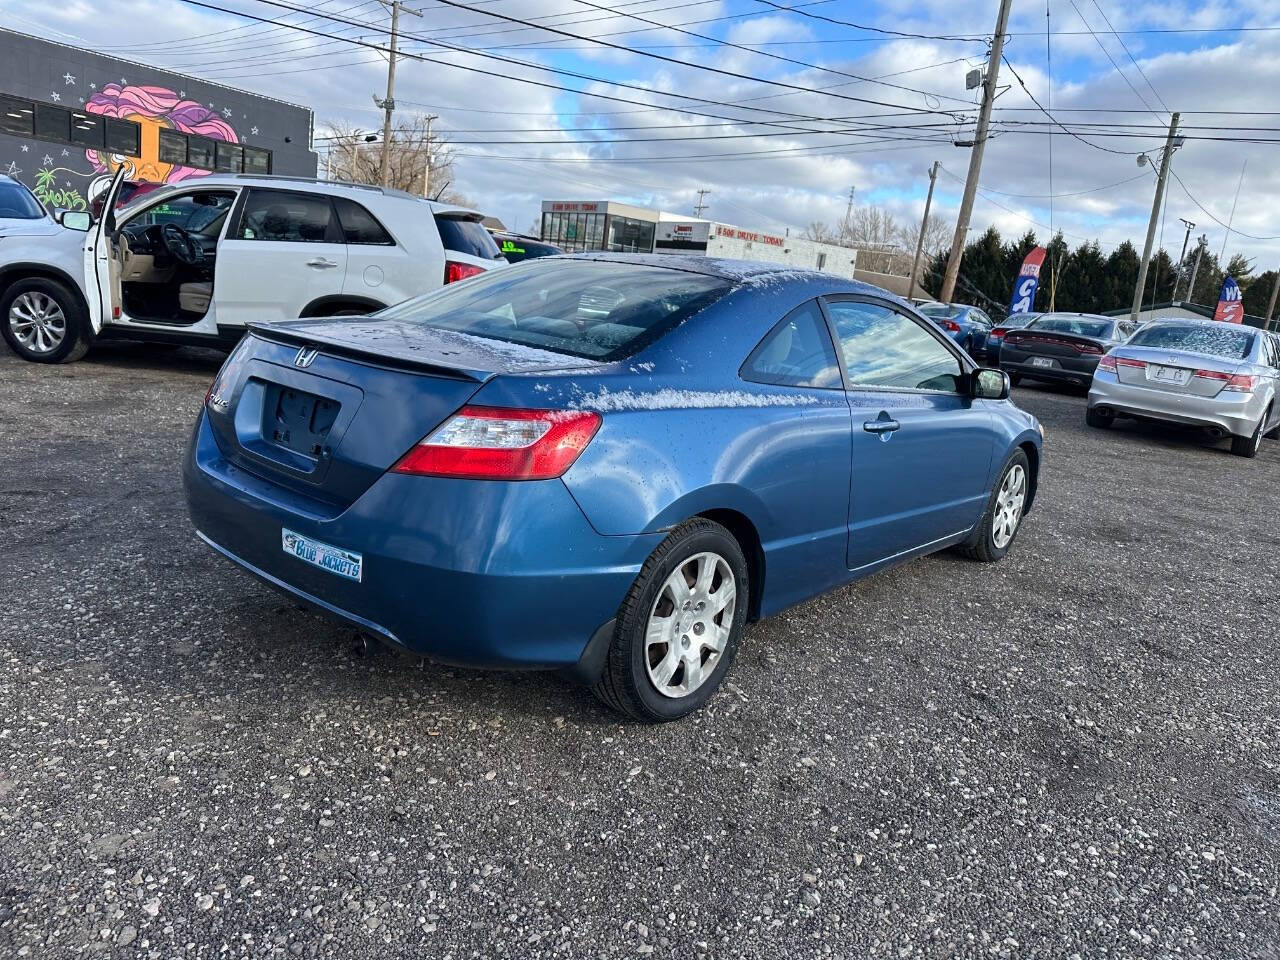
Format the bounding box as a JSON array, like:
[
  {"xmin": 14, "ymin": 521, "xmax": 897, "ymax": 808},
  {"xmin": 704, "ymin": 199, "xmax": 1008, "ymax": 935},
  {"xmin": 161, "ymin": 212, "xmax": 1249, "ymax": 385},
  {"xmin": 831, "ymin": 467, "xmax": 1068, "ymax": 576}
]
[{"xmin": 294, "ymin": 346, "xmax": 319, "ymax": 368}]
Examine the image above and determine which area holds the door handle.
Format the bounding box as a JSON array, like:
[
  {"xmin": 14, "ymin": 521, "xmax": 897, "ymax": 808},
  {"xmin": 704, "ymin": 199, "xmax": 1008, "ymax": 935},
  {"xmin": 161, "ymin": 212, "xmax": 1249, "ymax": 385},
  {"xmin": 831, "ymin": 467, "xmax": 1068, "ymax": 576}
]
[
  {"xmin": 862, "ymin": 417, "xmax": 901, "ymax": 435},
  {"xmin": 306, "ymin": 257, "xmax": 339, "ymax": 269}
]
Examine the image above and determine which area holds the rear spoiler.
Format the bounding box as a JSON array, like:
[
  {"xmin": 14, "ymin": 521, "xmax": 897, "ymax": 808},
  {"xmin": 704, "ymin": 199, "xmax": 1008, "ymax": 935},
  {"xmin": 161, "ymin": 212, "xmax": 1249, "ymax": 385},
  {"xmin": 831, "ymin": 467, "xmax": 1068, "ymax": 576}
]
[{"xmin": 247, "ymin": 323, "xmax": 487, "ymax": 382}]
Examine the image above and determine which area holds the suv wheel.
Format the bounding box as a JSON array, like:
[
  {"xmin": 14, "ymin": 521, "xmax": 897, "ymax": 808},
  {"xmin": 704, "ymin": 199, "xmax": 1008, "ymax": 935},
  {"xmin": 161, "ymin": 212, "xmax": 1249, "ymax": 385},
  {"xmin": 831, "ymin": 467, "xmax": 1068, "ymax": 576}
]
[{"xmin": 1, "ymin": 278, "xmax": 92, "ymax": 364}]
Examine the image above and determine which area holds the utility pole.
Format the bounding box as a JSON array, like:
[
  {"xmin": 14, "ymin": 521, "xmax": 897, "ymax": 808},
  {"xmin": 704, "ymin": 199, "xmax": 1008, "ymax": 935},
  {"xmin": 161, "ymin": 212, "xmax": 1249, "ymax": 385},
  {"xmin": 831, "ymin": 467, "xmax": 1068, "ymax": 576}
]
[
  {"xmin": 1186, "ymin": 235, "xmax": 1207, "ymax": 304},
  {"xmin": 421, "ymin": 113, "xmax": 438, "ymax": 197},
  {"xmin": 1265, "ymin": 265, "xmax": 1280, "ymax": 331},
  {"xmin": 693, "ymin": 189, "xmax": 711, "ymax": 218},
  {"xmin": 1172, "ymin": 217, "xmax": 1195, "ymax": 300},
  {"xmin": 844, "ymin": 185, "xmax": 856, "ymax": 222},
  {"xmin": 1129, "ymin": 112, "xmax": 1180, "ymax": 325},
  {"xmin": 939, "ymin": 0, "xmax": 1013, "ymax": 303},
  {"xmin": 374, "ymin": 1, "xmax": 422, "ymax": 188},
  {"xmin": 908, "ymin": 161, "xmax": 939, "ymax": 301}
]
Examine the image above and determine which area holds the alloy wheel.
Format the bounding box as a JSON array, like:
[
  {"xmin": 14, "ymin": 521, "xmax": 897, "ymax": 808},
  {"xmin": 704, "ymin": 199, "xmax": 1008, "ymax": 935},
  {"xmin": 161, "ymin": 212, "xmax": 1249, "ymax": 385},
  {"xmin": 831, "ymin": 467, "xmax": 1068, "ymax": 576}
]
[
  {"xmin": 9, "ymin": 292, "xmax": 67, "ymax": 355},
  {"xmin": 644, "ymin": 552, "xmax": 736, "ymax": 699},
  {"xmin": 992, "ymin": 463, "xmax": 1027, "ymax": 549}
]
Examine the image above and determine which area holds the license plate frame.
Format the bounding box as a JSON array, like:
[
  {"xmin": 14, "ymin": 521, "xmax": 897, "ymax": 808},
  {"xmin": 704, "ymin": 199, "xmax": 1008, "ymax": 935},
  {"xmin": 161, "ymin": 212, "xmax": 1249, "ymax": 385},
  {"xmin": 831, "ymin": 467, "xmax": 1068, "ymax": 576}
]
[
  {"xmin": 1149, "ymin": 364, "xmax": 1191, "ymax": 385},
  {"xmin": 1031, "ymin": 356, "xmax": 1055, "ymax": 368},
  {"xmin": 282, "ymin": 528, "xmax": 363, "ymax": 582}
]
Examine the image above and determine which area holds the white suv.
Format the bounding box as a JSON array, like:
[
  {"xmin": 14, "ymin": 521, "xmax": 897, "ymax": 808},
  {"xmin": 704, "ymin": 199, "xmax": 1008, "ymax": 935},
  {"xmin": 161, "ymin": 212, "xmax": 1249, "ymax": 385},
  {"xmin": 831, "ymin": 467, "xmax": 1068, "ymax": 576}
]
[{"xmin": 0, "ymin": 169, "xmax": 506, "ymax": 363}]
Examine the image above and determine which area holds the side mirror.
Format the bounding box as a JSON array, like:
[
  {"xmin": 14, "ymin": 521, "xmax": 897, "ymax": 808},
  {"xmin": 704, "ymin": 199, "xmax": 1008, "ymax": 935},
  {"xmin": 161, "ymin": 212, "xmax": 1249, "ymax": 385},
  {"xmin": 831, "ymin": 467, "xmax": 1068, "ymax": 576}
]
[
  {"xmin": 58, "ymin": 210, "xmax": 92, "ymax": 231},
  {"xmin": 971, "ymin": 367, "xmax": 1011, "ymax": 400}
]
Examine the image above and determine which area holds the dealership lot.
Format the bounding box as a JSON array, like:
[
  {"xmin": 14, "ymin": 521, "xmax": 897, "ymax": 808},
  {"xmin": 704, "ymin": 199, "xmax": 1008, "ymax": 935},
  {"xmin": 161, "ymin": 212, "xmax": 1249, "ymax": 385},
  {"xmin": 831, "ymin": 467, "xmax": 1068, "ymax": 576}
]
[{"xmin": 1, "ymin": 345, "xmax": 1278, "ymax": 958}]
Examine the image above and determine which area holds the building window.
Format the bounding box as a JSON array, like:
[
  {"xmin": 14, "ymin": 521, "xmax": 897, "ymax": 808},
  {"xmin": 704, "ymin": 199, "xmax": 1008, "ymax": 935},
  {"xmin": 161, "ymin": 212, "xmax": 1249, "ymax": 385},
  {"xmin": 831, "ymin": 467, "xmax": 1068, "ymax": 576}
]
[
  {"xmin": 104, "ymin": 118, "xmax": 140, "ymax": 156},
  {"xmin": 243, "ymin": 145, "xmax": 271, "ymax": 175},
  {"xmin": 606, "ymin": 215, "xmax": 654, "ymax": 253},
  {"xmin": 157, "ymin": 128, "xmax": 187, "ymax": 165},
  {"xmin": 215, "ymin": 141, "xmax": 244, "ymax": 173},
  {"xmin": 69, "ymin": 111, "xmax": 105, "ymax": 149},
  {"xmin": 187, "ymin": 135, "xmax": 215, "ymax": 170},
  {"xmin": 0, "ymin": 94, "xmax": 34, "ymax": 136},
  {"xmin": 34, "ymin": 103, "xmax": 70, "ymax": 142}
]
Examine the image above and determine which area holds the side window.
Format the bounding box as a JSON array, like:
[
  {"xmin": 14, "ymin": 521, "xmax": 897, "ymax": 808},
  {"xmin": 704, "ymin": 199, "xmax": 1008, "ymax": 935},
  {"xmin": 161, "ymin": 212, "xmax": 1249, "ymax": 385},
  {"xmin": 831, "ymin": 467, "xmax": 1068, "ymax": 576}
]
[
  {"xmin": 824, "ymin": 299, "xmax": 964, "ymax": 392},
  {"xmin": 741, "ymin": 300, "xmax": 842, "ymax": 390},
  {"xmin": 333, "ymin": 197, "xmax": 393, "ymax": 245},
  {"xmin": 237, "ymin": 190, "xmax": 339, "ymax": 243},
  {"xmin": 974, "ymin": 310, "xmax": 992, "ymax": 329}
]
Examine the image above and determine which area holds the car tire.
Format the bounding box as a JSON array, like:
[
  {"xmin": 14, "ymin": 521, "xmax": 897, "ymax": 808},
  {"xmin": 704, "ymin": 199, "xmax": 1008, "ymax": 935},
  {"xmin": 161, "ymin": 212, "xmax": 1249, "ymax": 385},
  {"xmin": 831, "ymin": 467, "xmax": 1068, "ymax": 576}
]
[
  {"xmin": 0, "ymin": 277, "xmax": 92, "ymax": 364},
  {"xmin": 1085, "ymin": 406, "xmax": 1113, "ymax": 429},
  {"xmin": 1230, "ymin": 416, "xmax": 1264, "ymax": 459},
  {"xmin": 593, "ymin": 518, "xmax": 749, "ymax": 723},
  {"xmin": 956, "ymin": 449, "xmax": 1030, "ymax": 563}
]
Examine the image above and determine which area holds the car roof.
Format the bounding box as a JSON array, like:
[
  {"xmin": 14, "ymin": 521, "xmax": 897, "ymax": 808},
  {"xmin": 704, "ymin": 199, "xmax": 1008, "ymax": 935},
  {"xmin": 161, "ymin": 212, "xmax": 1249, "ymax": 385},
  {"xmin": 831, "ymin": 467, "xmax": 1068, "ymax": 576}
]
[
  {"xmin": 1144, "ymin": 316, "xmax": 1254, "ymax": 329},
  {"xmin": 124, "ymin": 174, "xmax": 485, "ymax": 216},
  {"xmin": 549, "ymin": 252, "xmax": 886, "ymax": 293},
  {"xmin": 1032, "ymin": 312, "xmax": 1114, "ymax": 321}
]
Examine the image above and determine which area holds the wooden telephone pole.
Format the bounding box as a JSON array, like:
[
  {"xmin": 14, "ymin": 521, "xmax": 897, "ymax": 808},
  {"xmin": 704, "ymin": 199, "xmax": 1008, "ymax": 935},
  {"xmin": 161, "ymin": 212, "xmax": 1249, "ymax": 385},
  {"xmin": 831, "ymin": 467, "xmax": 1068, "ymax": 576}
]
[
  {"xmin": 374, "ymin": 1, "xmax": 422, "ymax": 188},
  {"xmin": 939, "ymin": 0, "xmax": 1013, "ymax": 303},
  {"xmin": 908, "ymin": 162, "xmax": 939, "ymax": 301}
]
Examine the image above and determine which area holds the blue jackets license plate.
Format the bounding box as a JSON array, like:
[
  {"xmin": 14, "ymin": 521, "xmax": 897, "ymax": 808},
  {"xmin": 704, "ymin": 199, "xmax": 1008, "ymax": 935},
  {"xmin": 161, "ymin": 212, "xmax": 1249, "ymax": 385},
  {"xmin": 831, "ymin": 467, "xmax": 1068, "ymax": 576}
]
[{"xmin": 282, "ymin": 529, "xmax": 363, "ymax": 582}]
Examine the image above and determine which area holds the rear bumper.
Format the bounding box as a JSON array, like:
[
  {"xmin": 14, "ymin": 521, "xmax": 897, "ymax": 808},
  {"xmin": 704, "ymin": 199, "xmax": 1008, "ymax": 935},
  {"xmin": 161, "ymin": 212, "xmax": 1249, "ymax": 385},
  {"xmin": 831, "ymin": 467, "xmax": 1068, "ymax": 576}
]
[
  {"xmin": 1087, "ymin": 372, "xmax": 1263, "ymax": 437},
  {"xmin": 183, "ymin": 410, "xmax": 659, "ymax": 669},
  {"xmin": 1002, "ymin": 353, "xmax": 1099, "ymax": 385}
]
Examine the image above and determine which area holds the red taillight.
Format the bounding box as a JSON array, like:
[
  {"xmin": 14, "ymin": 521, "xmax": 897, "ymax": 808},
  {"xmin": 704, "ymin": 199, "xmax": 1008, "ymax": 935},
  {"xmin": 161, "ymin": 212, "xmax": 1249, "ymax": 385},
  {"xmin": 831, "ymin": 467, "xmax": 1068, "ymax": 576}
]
[
  {"xmin": 989, "ymin": 327, "xmax": 1007, "ymax": 341},
  {"xmin": 1097, "ymin": 354, "xmax": 1118, "ymax": 373},
  {"xmin": 1076, "ymin": 342, "xmax": 1104, "ymax": 355},
  {"xmin": 392, "ymin": 405, "xmax": 602, "ymax": 480},
  {"xmin": 1115, "ymin": 356, "xmax": 1147, "ymax": 370},
  {"xmin": 942, "ymin": 319, "xmax": 961, "ymax": 333},
  {"xmin": 1193, "ymin": 369, "xmax": 1231, "ymax": 382},
  {"xmin": 444, "ymin": 260, "xmax": 486, "ymax": 284},
  {"xmin": 1223, "ymin": 374, "xmax": 1257, "ymax": 392}
]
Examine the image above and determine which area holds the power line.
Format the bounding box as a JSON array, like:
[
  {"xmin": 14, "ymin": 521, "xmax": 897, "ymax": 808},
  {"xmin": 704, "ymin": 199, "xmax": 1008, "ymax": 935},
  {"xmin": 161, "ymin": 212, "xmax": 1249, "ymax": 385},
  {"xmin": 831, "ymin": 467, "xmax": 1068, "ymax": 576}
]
[
  {"xmin": 1088, "ymin": 0, "xmax": 1172, "ymax": 115},
  {"xmin": 1169, "ymin": 170, "xmax": 1280, "ymax": 242},
  {"xmin": 172, "ymin": 0, "xmax": 956, "ymax": 137},
  {"xmin": 1001, "ymin": 56, "xmax": 1142, "ymax": 155},
  {"xmin": 1067, "ymin": 0, "xmax": 1165, "ymax": 122}
]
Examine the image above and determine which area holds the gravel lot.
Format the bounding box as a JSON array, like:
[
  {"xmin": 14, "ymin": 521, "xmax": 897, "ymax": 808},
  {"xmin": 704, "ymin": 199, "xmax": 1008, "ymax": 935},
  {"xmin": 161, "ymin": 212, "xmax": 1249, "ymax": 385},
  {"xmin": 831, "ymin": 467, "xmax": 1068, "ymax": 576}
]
[{"xmin": 1, "ymin": 342, "xmax": 1278, "ymax": 959}]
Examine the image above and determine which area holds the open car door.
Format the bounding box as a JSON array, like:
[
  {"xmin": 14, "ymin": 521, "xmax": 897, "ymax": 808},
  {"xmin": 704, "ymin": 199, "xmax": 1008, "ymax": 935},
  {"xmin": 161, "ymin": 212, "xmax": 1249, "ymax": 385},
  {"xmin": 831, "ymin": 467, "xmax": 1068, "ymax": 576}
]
[{"xmin": 82, "ymin": 167, "xmax": 128, "ymax": 334}]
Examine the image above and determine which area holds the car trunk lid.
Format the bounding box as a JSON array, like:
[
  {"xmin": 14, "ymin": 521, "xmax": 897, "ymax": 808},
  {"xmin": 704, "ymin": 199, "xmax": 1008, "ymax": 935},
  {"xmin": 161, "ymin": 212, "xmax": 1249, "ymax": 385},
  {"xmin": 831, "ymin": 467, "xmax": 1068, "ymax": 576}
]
[
  {"xmin": 1110, "ymin": 346, "xmax": 1247, "ymax": 397},
  {"xmin": 204, "ymin": 320, "xmax": 596, "ymax": 508},
  {"xmin": 1003, "ymin": 329, "xmax": 1106, "ymax": 358}
]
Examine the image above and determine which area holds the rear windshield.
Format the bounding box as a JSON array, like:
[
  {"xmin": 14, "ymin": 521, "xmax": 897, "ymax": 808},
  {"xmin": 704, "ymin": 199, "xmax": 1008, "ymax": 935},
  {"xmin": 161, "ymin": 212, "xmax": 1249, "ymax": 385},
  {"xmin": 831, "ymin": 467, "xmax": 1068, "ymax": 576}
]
[
  {"xmin": 918, "ymin": 304, "xmax": 960, "ymax": 318},
  {"xmin": 497, "ymin": 237, "xmax": 561, "ymax": 263},
  {"xmin": 376, "ymin": 259, "xmax": 732, "ymax": 360},
  {"xmin": 435, "ymin": 215, "xmax": 503, "ymax": 260},
  {"xmin": 0, "ymin": 180, "xmax": 45, "ymax": 219},
  {"xmin": 1029, "ymin": 316, "xmax": 1113, "ymax": 338},
  {"xmin": 1128, "ymin": 323, "xmax": 1255, "ymax": 359}
]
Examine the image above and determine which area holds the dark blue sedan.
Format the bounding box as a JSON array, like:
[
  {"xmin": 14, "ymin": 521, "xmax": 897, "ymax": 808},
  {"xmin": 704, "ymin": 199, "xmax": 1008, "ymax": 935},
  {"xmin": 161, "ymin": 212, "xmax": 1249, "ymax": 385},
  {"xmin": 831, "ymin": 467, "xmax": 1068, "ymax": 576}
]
[
  {"xmin": 184, "ymin": 256, "xmax": 1043, "ymax": 722},
  {"xmin": 917, "ymin": 302, "xmax": 997, "ymax": 358}
]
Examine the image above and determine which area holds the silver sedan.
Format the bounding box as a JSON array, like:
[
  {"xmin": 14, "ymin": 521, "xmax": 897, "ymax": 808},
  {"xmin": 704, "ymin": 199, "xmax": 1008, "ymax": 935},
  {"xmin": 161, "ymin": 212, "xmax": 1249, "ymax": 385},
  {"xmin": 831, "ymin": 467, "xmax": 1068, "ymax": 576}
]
[{"xmin": 1086, "ymin": 319, "xmax": 1280, "ymax": 458}]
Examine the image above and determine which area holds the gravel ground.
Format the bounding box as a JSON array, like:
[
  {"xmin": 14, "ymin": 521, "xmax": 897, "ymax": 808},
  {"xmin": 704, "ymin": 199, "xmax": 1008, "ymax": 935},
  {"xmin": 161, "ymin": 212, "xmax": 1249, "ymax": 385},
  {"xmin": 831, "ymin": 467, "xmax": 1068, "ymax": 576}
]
[{"xmin": 1, "ymin": 342, "xmax": 1278, "ymax": 959}]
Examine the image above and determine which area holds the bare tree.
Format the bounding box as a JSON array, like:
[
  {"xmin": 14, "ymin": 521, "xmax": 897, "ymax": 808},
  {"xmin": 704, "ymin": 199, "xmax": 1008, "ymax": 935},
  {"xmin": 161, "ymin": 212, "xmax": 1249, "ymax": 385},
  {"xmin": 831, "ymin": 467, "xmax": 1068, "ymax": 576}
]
[
  {"xmin": 839, "ymin": 205, "xmax": 907, "ymax": 274},
  {"xmin": 802, "ymin": 220, "xmax": 834, "ymax": 243},
  {"xmin": 896, "ymin": 212, "xmax": 950, "ymax": 265},
  {"xmin": 322, "ymin": 115, "xmax": 470, "ymax": 206}
]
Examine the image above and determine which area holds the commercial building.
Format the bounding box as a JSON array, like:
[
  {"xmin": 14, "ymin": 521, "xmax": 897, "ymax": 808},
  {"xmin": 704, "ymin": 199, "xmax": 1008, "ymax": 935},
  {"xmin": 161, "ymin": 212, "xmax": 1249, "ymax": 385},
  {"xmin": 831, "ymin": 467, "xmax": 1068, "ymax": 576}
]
[
  {"xmin": 539, "ymin": 199, "xmax": 858, "ymax": 278},
  {"xmin": 0, "ymin": 28, "xmax": 316, "ymax": 212}
]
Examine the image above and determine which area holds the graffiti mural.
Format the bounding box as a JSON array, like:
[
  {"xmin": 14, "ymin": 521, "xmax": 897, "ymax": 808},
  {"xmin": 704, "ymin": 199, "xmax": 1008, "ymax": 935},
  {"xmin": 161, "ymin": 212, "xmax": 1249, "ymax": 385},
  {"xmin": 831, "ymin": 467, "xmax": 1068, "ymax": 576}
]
[
  {"xmin": 82, "ymin": 83, "xmax": 240, "ymax": 202},
  {"xmin": 0, "ymin": 27, "xmax": 317, "ymax": 210}
]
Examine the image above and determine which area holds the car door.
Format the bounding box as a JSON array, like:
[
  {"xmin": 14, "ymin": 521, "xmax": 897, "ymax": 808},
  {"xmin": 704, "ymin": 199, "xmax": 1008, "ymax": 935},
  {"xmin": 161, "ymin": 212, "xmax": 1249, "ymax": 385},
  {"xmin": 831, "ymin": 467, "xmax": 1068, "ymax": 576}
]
[
  {"xmin": 821, "ymin": 296, "xmax": 998, "ymax": 571},
  {"xmin": 83, "ymin": 167, "xmax": 127, "ymax": 332},
  {"xmin": 214, "ymin": 188, "xmax": 348, "ymax": 327}
]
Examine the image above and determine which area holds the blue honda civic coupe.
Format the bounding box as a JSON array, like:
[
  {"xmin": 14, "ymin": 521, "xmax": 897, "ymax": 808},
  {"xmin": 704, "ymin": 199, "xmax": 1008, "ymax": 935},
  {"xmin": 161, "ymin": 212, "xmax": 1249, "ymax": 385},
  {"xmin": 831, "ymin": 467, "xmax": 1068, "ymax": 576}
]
[{"xmin": 183, "ymin": 255, "xmax": 1043, "ymax": 722}]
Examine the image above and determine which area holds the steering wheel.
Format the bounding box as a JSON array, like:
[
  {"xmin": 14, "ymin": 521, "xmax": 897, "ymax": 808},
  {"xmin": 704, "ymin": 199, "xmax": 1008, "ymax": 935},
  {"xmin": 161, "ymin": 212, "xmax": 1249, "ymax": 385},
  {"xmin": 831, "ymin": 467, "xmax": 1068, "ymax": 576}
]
[{"xmin": 159, "ymin": 222, "xmax": 203, "ymax": 266}]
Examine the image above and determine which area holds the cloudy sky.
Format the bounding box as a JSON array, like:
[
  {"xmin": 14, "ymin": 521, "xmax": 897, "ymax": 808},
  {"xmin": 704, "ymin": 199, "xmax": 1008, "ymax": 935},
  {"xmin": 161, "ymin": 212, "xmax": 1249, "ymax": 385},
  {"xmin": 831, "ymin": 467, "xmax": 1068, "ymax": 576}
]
[{"xmin": 13, "ymin": 0, "xmax": 1280, "ymax": 276}]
